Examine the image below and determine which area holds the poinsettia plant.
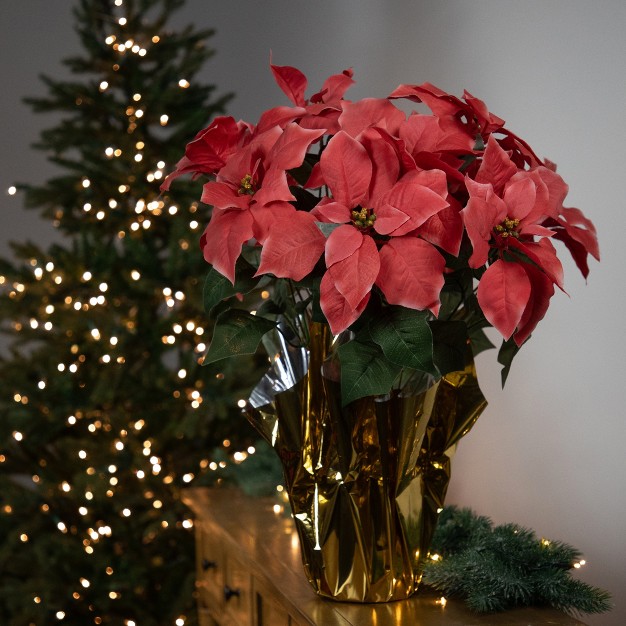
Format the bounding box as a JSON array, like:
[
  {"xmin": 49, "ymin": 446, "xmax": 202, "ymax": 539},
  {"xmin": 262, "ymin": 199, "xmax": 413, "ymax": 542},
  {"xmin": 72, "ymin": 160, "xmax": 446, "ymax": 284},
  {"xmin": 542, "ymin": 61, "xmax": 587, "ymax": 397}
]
[{"xmin": 162, "ymin": 62, "xmax": 599, "ymax": 405}]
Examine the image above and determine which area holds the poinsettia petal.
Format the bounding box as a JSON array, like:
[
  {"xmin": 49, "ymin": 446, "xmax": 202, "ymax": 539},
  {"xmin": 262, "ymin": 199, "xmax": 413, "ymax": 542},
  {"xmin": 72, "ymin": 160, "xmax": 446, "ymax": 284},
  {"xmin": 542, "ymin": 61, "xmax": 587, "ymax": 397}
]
[
  {"xmin": 256, "ymin": 211, "xmax": 326, "ymax": 281},
  {"xmin": 201, "ymin": 181, "xmax": 249, "ymax": 210},
  {"xmin": 377, "ymin": 181, "xmax": 449, "ymax": 237},
  {"xmin": 476, "ymin": 260, "xmax": 531, "ymax": 340},
  {"xmin": 270, "ymin": 63, "xmax": 308, "ymax": 107},
  {"xmin": 389, "ymin": 82, "xmax": 463, "ymax": 117},
  {"xmin": 475, "ymin": 136, "xmax": 518, "ymax": 194},
  {"xmin": 558, "ymin": 207, "xmax": 600, "ymax": 261},
  {"xmin": 201, "ymin": 209, "xmax": 254, "ymax": 284},
  {"xmin": 303, "ymin": 161, "xmax": 325, "ymax": 189},
  {"xmin": 533, "ymin": 166, "xmax": 569, "ymax": 210},
  {"xmin": 320, "ymin": 131, "xmax": 371, "ymax": 207},
  {"xmin": 462, "ymin": 90, "xmax": 505, "ymax": 134},
  {"xmin": 320, "ymin": 272, "xmax": 370, "ymax": 335},
  {"xmin": 374, "ymin": 204, "xmax": 410, "ymax": 235},
  {"xmin": 376, "ymin": 237, "xmax": 445, "ymax": 314},
  {"xmin": 359, "ymin": 128, "xmax": 400, "ymax": 202},
  {"xmin": 418, "ymin": 203, "xmax": 464, "ymax": 256},
  {"xmin": 256, "ymin": 105, "xmax": 307, "ymax": 133},
  {"xmin": 250, "ymin": 201, "xmax": 295, "ymax": 243},
  {"xmin": 311, "ymin": 199, "xmax": 351, "ymax": 224},
  {"xmin": 253, "ymin": 167, "xmax": 295, "ymax": 208},
  {"xmin": 267, "ymin": 124, "xmax": 325, "ymax": 171},
  {"xmin": 503, "ymin": 177, "xmax": 537, "ymax": 221},
  {"xmin": 328, "ymin": 234, "xmax": 380, "ymax": 309},
  {"xmin": 339, "ymin": 98, "xmax": 405, "ymax": 138},
  {"xmin": 398, "ymin": 114, "xmax": 443, "ymax": 154},
  {"xmin": 514, "ymin": 264, "xmax": 555, "ymax": 346},
  {"xmin": 325, "ymin": 224, "xmax": 363, "ymax": 266},
  {"xmin": 509, "ymin": 238, "xmax": 565, "ymax": 291},
  {"xmin": 401, "ymin": 168, "xmax": 449, "ymax": 199},
  {"xmin": 312, "ymin": 68, "xmax": 354, "ymax": 103},
  {"xmin": 462, "ymin": 178, "xmax": 507, "ymax": 267}
]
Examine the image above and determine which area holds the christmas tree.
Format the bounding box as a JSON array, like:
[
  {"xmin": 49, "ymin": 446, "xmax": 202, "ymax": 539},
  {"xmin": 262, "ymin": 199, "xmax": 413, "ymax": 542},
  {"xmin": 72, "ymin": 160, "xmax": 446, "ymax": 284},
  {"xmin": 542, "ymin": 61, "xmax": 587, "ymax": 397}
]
[{"xmin": 0, "ymin": 1, "xmax": 264, "ymax": 624}]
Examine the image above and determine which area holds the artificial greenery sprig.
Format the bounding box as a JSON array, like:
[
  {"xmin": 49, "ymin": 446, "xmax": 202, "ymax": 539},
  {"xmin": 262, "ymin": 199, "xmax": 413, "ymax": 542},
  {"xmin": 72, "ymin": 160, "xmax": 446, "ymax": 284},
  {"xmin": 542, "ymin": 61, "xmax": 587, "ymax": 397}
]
[{"xmin": 423, "ymin": 506, "xmax": 612, "ymax": 616}]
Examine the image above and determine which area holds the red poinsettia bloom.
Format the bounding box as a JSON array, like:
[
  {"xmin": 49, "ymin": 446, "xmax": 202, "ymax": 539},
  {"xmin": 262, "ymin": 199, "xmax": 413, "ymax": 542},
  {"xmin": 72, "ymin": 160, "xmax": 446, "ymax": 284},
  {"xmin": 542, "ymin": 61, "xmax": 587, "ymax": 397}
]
[
  {"xmin": 199, "ymin": 122, "xmax": 325, "ymax": 283},
  {"xmin": 160, "ymin": 116, "xmax": 252, "ymax": 191},
  {"xmin": 462, "ymin": 138, "xmax": 574, "ymax": 343},
  {"xmin": 311, "ymin": 129, "xmax": 449, "ymax": 334}
]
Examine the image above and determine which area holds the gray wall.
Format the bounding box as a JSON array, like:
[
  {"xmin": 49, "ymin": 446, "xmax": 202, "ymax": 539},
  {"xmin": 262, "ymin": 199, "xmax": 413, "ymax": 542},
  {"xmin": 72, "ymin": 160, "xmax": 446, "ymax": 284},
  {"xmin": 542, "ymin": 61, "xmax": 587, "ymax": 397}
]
[{"xmin": 2, "ymin": 2, "xmax": 625, "ymax": 624}]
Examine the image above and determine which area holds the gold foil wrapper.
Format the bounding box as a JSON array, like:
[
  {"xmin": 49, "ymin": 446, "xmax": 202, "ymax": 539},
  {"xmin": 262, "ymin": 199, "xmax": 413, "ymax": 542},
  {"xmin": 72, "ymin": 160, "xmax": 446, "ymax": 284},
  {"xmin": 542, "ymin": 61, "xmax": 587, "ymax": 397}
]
[{"xmin": 246, "ymin": 322, "xmax": 487, "ymax": 602}]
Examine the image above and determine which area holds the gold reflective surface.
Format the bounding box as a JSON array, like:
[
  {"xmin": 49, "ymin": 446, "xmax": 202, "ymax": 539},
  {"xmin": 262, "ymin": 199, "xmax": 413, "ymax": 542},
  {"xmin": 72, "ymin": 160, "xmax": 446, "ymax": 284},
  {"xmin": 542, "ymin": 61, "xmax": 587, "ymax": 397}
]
[{"xmin": 246, "ymin": 323, "xmax": 487, "ymax": 603}]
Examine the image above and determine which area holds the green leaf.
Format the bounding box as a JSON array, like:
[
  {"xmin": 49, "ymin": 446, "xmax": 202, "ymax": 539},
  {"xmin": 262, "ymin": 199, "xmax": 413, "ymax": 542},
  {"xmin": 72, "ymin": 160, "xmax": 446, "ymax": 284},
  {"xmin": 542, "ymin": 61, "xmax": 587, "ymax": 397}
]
[
  {"xmin": 369, "ymin": 307, "xmax": 437, "ymax": 374},
  {"xmin": 468, "ymin": 327, "xmax": 496, "ymax": 357},
  {"xmin": 429, "ymin": 320, "xmax": 469, "ymax": 375},
  {"xmin": 498, "ymin": 337, "xmax": 521, "ymax": 386},
  {"xmin": 337, "ymin": 340, "xmax": 402, "ymax": 405},
  {"xmin": 203, "ymin": 310, "xmax": 276, "ymax": 364},
  {"xmin": 202, "ymin": 259, "xmax": 259, "ymax": 316}
]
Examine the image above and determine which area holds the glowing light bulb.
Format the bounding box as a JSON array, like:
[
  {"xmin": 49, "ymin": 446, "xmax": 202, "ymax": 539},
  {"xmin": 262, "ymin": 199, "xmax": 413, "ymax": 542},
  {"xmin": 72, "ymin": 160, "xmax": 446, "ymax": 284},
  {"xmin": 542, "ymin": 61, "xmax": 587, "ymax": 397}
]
[{"xmin": 8, "ymin": 186, "xmax": 16, "ymax": 195}]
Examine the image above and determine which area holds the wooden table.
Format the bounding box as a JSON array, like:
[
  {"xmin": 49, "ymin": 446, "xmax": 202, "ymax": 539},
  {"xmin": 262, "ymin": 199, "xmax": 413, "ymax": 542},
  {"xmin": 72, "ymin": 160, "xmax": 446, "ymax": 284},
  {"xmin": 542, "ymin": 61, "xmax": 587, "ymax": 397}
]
[{"xmin": 182, "ymin": 487, "xmax": 587, "ymax": 626}]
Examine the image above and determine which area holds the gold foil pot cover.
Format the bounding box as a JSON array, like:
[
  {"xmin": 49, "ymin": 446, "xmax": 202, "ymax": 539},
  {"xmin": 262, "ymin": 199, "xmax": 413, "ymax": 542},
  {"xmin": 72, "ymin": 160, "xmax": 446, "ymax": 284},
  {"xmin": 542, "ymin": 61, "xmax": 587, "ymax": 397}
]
[{"xmin": 246, "ymin": 322, "xmax": 487, "ymax": 603}]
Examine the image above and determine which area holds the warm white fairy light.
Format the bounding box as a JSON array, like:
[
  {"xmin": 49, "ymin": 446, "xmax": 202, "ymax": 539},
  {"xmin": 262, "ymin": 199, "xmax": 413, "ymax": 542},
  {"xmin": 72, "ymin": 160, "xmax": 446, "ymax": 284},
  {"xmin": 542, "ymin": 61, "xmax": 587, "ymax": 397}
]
[
  {"xmin": 178, "ymin": 79, "xmax": 190, "ymax": 88},
  {"xmin": 34, "ymin": 267, "xmax": 43, "ymax": 279},
  {"xmin": 168, "ymin": 205, "xmax": 177, "ymax": 215},
  {"xmin": 8, "ymin": 185, "xmax": 17, "ymax": 195},
  {"xmin": 182, "ymin": 473, "xmax": 194, "ymax": 483},
  {"xmin": 118, "ymin": 17, "xmax": 127, "ymax": 25},
  {"xmin": 131, "ymin": 270, "xmax": 141, "ymax": 280}
]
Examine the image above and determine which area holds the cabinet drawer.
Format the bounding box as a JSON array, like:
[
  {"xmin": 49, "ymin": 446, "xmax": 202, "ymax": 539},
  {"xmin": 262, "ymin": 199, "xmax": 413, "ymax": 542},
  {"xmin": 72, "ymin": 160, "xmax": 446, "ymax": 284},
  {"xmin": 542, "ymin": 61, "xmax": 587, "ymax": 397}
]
[
  {"xmin": 196, "ymin": 523, "xmax": 225, "ymax": 614},
  {"xmin": 253, "ymin": 577, "xmax": 290, "ymax": 626},
  {"xmin": 223, "ymin": 549, "xmax": 253, "ymax": 626}
]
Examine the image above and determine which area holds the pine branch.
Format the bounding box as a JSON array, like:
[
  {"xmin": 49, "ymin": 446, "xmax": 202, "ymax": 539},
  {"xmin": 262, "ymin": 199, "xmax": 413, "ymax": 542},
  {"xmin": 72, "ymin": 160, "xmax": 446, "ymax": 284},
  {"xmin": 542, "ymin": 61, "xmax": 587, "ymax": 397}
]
[{"xmin": 423, "ymin": 506, "xmax": 612, "ymax": 616}]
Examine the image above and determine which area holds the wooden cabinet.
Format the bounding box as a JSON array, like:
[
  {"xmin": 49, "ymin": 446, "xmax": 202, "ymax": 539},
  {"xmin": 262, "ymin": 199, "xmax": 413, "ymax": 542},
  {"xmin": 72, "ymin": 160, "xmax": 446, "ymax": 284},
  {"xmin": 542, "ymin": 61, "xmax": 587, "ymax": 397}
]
[{"xmin": 183, "ymin": 488, "xmax": 588, "ymax": 626}]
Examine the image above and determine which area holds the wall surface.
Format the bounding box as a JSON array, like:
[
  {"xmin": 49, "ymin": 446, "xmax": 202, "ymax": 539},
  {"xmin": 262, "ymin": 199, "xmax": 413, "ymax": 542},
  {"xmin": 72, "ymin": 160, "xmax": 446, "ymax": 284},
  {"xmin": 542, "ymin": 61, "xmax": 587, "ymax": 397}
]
[{"xmin": 1, "ymin": 2, "xmax": 624, "ymax": 624}]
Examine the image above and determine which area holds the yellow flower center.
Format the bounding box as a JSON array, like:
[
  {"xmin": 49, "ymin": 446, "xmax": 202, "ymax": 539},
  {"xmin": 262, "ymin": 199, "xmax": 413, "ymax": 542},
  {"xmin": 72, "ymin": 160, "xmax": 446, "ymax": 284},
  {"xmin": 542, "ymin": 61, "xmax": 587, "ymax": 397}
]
[
  {"xmin": 351, "ymin": 207, "xmax": 377, "ymax": 229},
  {"xmin": 493, "ymin": 216, "xmax": 520, "ymax": 239},
  {"xmin": 238, "ymin": 174, "xmax": 255, "ymax": 195}
]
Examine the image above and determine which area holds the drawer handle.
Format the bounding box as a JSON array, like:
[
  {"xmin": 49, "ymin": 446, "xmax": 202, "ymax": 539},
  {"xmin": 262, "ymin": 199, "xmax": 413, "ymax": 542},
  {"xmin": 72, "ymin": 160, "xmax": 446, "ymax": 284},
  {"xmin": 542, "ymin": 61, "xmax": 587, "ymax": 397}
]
[
  {"xmin": 201, "ymin": 559, "xmax": 217, "ymax": 571},
  {"xmin": 223, "ymin": 584, "xmax": 241, "ymax": 602}
]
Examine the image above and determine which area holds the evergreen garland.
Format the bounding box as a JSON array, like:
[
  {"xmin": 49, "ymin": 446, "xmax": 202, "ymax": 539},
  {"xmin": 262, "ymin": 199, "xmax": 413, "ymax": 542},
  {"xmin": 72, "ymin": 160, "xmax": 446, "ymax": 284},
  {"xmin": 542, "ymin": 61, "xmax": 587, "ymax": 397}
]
[{"xmin": 423, "ymin": 506, "xmax": 612, "ymax": 616}]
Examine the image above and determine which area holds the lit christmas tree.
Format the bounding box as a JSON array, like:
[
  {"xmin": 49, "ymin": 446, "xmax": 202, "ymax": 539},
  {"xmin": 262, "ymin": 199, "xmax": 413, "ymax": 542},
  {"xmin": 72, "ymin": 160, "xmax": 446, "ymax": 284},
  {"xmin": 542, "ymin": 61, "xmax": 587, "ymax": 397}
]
[{"xmin": 0, "ymin": 1, "xmax": 263, "ymax": 624}]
